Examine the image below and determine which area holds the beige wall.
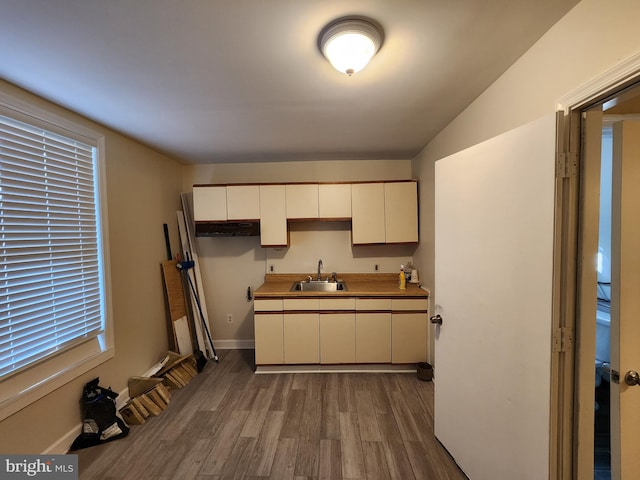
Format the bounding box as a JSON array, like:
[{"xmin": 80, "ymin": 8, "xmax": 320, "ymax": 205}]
[
  {"xmin": 182, "ymin": 159, "xmax": 412, "ymax": 190},
  {"xmin": 185, "ymin": 160, "xmax": 416, "ymax": 343},
  {"xmin": 0, "ymin": 80, "xmax": 185, "ymax": 454},
  {"xmin": 412, "ymin": 0, "xmax": 640, "ymax": 366}
]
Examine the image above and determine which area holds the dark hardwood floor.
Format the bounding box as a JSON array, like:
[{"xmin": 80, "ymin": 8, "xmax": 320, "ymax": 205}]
[{"xmin": 77, "ymin": 350, "xmax": 467, "ymax": 479}]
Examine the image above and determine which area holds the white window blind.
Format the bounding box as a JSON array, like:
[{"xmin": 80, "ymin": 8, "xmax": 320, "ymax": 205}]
[{"xmin": 0, "ymin": 114, "xmax": 104, "ymax": 380}]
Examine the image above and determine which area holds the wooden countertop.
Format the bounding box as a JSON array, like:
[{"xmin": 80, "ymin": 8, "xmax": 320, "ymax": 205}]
[{"xmin": 254, "ymin": 273, "xmax": 429, "ymax": 298}]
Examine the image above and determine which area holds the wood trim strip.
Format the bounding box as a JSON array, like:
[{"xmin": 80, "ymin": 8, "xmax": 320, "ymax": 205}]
[{"xmin": 194, "ymin": 180, "xmax": 417, "ymax": 188}]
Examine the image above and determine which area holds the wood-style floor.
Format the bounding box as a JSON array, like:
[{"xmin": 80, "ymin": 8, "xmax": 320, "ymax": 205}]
[{"xmin": 77, "ymin": 349, "xmax": 467, "ymax": 480}]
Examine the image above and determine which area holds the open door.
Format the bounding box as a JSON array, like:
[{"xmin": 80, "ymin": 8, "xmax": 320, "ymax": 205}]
[
  {"xmin": 433, "ymin": 114, "xmax": 557, "ymax": 479},
  {"xmin": 609, "ymin": 120, "xmax": 640, "ymax": 479}
]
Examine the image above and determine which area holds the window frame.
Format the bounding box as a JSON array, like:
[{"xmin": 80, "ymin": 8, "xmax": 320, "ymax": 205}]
[{"xmin": 0, "ymin": 91, "xmax": 113, "ymax": 422}]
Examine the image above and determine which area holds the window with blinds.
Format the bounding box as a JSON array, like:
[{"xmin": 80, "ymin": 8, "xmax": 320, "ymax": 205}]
[{"xmin": 0, "ymin": 114, "xmax": 104, "ymax": 380}]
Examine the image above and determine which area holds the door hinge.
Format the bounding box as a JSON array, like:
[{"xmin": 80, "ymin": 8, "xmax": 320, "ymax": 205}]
[
  {"xmin": 552, "ymin": 327, "xmax": 574, "ymax": 353},
  {"xmin": 556, "ymin": 152, "xmax": 578, "ymax": 178}
]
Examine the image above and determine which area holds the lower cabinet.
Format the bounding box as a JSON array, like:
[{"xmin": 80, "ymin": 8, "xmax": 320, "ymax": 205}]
[
  {"xmin": 254, "ymin": 314, "xmax": 283, "ymax": 365},
  {"xmin": 254, "ymin": 295, "xmax": 428, "ymax": 366},
  {"xmin": 284, "ymin": 313, "xmax": 319, "ymax": 364},
  {"xmin": 320, "ymin": 313, "xmax": 356, "ymax": 364},
  {"xmin": 355, "ymin": 313, "xmax": 391, "ymax": 363},
  {"xmin": 391, "ymin": 313, "xmax": 428, "ymax": 363}
]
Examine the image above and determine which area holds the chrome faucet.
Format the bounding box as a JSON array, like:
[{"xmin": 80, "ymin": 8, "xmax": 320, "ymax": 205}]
[{"xmin": 317, "ymin": 259, "xmax": 323, "ymax": 280}]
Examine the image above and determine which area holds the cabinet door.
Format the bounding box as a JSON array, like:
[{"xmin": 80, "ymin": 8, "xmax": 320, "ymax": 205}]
[
  {"xmin": 319, "ymin": 184, "xmax": 351, "ymax": 219},
  {"xmin": 227, "ymin": 185, "xmax": 260, "ymax": 220},
  {"xmin": 259, "ymin": 185, "xmax": 288, "ymax": 247},
  {"xmin": 286, "ymin": 184, "xmax": 318, "ymax": 219},
  {"xmin": 193, "ymin": 186, "xmax": 227, "ymax": 221},
  {"xmin": 356, "ymin": 312, "xmax": 391, "ymax": 363},
  {"xmin": 320, "ymin": 313, "xmax": 356, "ymax": 364},
  {"xmin": 391, "ymin": 313, "xmax": 427, "ymax": 363},
  {"xmin": 254, "ymin": 314, "xmax": 283, "ymax": 365},
  {"xmin": 351, "ymin": 183, "xmax": 385, "ymax": 244},
  {"xmin": 284, "ymin": 313, "xmax": 319, "ymax": 364},
  {"xmin": 384, "ymin": 181, "xmax": 418, "ymax": 243}
]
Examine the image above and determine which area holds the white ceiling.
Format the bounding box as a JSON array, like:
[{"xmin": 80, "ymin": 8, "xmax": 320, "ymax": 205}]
[{"xmin": 0, "ymin": 0, "xmax": 579, "ymax": 164}]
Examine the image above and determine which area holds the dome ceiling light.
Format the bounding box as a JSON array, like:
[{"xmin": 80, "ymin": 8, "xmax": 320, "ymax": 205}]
[{"xmin": 318, "ymin": 16, "xmax": 384, "ymax": 76}]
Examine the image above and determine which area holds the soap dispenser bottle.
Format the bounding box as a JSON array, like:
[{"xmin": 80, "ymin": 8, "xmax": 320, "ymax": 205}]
[{"xmin": 399, "ymin": 265, "xmax": 406, "ymax": 290}]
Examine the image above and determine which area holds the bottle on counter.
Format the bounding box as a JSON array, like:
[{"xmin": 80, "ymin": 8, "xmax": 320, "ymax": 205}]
[{"xmin": 399, "ymin": 265, "xmax": 406, "ymax": 290}]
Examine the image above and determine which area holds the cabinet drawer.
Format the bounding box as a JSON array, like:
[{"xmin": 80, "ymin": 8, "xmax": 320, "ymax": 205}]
[
  {"xmin": 356, "ymin": 298, "xmax": 392, "ymax": 311},
  {"xmin": 319, "ymin": 297, "xmax": 355, "ymax": 310},
  {"xmin": 254, "ymin": 299, "xmax": 283, "ymax": 312},
  {"xmin": 391, "ymin": 299, "xmax": 428, "ymax": 312},
  {"xmin": 283, "ymin": 298, "xmax": 320, "ymax": 311}
]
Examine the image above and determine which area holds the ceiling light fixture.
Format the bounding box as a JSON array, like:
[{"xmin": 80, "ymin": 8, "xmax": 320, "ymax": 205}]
[{"xmin": 318, "ymin": 16, "xmax": 384, "ymax": 76}]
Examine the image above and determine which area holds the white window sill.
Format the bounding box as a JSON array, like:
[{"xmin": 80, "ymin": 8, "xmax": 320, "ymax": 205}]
[{"xmin": 0, "ymin": 336, "xmax": 114, "ymax": 422}]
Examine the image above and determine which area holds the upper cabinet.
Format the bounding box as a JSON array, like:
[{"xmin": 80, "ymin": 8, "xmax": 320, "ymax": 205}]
[
  {"xmin": 193, "ymin": 186, "xmax": 227, "ymax": 221},
  {"xmin": 319, "ymin": 183, "xmax": 351, "ymax": 219},
  {"xmin": 351, "ymin": 183, "xmax": 386, "ymax": 244},
  {"xmin": 286, "ymin": 184, "xmax": 318, "ymax": 220},
  {"xmin": 352, "ymin": 181, "xmax": 418, "ymax": 245},
  {"xmin": 385, "ymin": 181, "xmax": 418, "ymax": 243},
  {"xmin": 226, "ymin": 185, "xmax": 260, "ymax": 220},
  {"xmin": 192, "ymin": 180, "xmax": 418, "ymax": 246},
  {"xmin": 259, "ymin": 185, "xmax": 288, "ymax": 247},
  {"xmin": 192, "ymin": 184, "xmax": 260, "ymax": 221}
]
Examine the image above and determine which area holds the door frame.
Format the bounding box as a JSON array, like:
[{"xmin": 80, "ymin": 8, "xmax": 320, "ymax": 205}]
[{"xmin": 554, "ymin": 52, "xmax": 640, "ymax": 479}]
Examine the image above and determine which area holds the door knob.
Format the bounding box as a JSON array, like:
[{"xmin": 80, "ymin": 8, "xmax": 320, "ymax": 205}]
[
  {"xmin": 430, "ymin": 314, "xmax": 443, "ymax": 325},
  {"xmin": 625, "ymin": 370, "xmax": 640, "ymax": 386}
]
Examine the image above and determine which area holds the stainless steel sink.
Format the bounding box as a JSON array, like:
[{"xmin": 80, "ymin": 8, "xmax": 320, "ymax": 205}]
[{"xmin": 290, "ymin": 280, "xmax": 348, "ymax": 292}]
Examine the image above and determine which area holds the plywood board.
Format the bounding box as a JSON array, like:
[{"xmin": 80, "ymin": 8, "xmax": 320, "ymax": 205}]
[{"xmin": 161, "ymin": 259, "xmax": 191, "ymax": 353}]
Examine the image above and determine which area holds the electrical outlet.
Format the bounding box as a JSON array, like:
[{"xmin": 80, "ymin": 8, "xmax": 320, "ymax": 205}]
[
  {"xmin": 374, "ymin": 264, "xmax": 379, "ymax": 271},
  {"xmin": 269, "ymin": 264, "xmax": 275, "ymax": 272},
  {"xmin": 226, "ymin": 313, "xmax": 233, "ymax": 323}
]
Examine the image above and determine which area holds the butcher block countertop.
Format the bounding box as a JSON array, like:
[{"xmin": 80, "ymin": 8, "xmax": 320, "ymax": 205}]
[{"xmin": 254, "ymin": 273, "xmax": 429, "ymax": 298}]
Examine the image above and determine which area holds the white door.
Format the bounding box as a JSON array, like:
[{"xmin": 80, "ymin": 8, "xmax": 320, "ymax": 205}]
[
  {"xmin": 434, "ymin": 114, "xmax": 556, "ymax": 479},
  {"xmin": 610, "ymin": 120, "xmax": 640, "ymax": 480}
]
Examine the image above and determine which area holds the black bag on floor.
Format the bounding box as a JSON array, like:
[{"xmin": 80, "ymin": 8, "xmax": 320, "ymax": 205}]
[{"xmin": 69, "ymin": 377, "xmax": 129, "ymax": 451}]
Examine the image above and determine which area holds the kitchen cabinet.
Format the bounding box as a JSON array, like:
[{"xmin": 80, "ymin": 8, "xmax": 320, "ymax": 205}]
[
  {"xmin": 193, "ymin": 186, "xmax": 227, "ymax": 221},
  {"xmin": 254, "ymin": 314, "xmax": 284, "ymax": 364},
  {"xmin": 319, "ymin": 297, "xmax": 356, "ymax": 364},
  {"xmin": 253, "ymin": 282, "xmax": 428, "ymax": 367},
  {"xmin": 226, "ymin": 185, "xmax": 260, "ymax": 220},
  {"xmin": 318, "ymin": 183, "xmax": 351, "ymax": 219},
  {"xmin": 254, "ymin": 299, "xmax": 284, "ymax": 364},
  {"xmin": 283, "ymin": 299, "xmax": 319, "ymax": 364},
  {"xmin": 320, "ymin": 313, "xmax": 355, "ymax": 363},
  {"xmin": 351, "ymin": 181, "xmax": 419, "ymax": 244},
  {"xmin": 355, "ymin": 298, "xmax": 392, "ymax": 363},
  {"xmin": 384, "ymin": 181, "xmax": 418, "ymax": 243},
  {"xmin": 286, "ymin": 184, "xmax": 318, "ymax": 219},
  {"xmin": 193, "ymin": 180, "xmax": 417, "ymax": 244},
  {"xmin": 351, "ymin": 182, "xmax": 386, "ymax": 244},
  {"xmin": 391, "ymin": 298, "xmax": 428, "ymax": 363},
  {"xmin": 259, "ymin": 185, "xmax": 288, "ymax": 247}
]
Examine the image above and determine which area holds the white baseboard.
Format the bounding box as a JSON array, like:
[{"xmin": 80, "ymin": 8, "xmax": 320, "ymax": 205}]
[{"xmin": 213, "ymin": 339, "xmax": 255, "ymax": 350}]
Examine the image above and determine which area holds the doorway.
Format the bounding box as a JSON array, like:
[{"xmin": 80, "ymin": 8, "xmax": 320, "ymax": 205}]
[{"xmin": 575, "ymin": 82, "xmax": 640, "ymax": 480}]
